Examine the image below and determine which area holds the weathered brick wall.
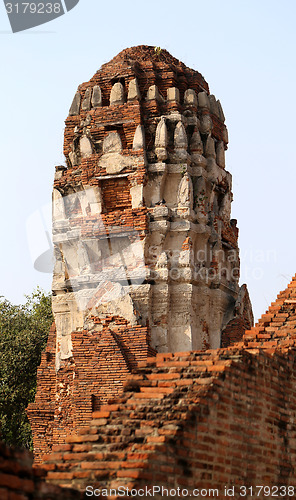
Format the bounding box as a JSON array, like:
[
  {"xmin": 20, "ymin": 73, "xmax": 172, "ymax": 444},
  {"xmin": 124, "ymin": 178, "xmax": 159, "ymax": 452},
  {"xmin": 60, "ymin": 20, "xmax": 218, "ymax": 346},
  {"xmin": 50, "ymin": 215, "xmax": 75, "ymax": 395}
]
[
  {"xmin": 26, "ymin": 322, "xmax": 56, "ymax": 462},
  {"xmin": 220, "ymin": 317, "xmax": 247, "ymax": 346},
  {"xmin": 42, "ymin": 347, "xmax": 296, "ymax": 498},
  {"xmin": 28, "ymin": 318, "xmax": 155, "ymax": 464},
  {"xmin": 0, "ymin": 440, "xmax": 79, "ymax": 499},
  {"xmin": 101, "ymin": 178, "xmax": 131, "ymax": 211},
  {"xmin": 243, "ymin": 274, "xmax": 296, "ymax": 350},
  {"xmin": 221, "ymin": 284, "xmax": 253, "ymax": 347},
  {"xmin": 71, "ymin": 317, "xmax": 155, "ymax": 427}
]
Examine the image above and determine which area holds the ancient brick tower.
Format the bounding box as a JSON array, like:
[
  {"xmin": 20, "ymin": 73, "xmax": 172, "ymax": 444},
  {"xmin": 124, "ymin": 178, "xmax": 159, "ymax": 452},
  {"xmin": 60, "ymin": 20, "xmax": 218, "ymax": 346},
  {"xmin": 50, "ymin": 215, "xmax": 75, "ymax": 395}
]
[{"xmin": 27, "ymin": 46, "xmax": 253, "ymax": 462}]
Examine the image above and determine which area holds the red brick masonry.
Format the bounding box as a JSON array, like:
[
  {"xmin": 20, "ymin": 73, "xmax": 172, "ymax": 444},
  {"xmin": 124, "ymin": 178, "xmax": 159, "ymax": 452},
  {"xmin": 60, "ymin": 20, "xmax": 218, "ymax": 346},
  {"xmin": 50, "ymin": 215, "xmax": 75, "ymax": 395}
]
[
  {"xmin": 0, "ymin": 440, "xmax": 80, "ymax": 500},
  {"xmin": 39, "ymin": 275, "xmax": 296, "ymax": 497},
  {"xmin": 5, "ymin": 275, "xmax": 296, "ymax": 498}
]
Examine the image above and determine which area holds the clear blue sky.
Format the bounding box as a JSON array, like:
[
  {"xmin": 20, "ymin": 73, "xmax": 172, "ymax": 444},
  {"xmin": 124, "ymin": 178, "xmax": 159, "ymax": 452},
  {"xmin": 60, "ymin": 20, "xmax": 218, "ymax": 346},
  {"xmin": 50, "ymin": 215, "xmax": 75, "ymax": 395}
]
[{"xmin": 0, "ymin": 0, "xmax": 295, "ymax": 322}]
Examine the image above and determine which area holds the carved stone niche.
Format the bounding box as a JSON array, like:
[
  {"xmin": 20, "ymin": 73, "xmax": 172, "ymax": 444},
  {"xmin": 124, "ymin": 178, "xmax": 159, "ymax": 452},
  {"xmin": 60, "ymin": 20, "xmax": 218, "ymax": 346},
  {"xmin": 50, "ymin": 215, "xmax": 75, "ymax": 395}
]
[
  {"xmin": 69, "ymin": 142, "xmax": 79, "ymax": 167},
  {"xmin": 177, "ymin": 173, "xmax": 193, "ymax": 209},
  {"xmin": 110, "ymin": 82, "xmax": 125, "ymax": 105},
  {"xmin": 53, "ymin": 188, "xmax": 66, "ymax": 221},
  {"xmin": 82, "ymin": 88, "xmax": 92, "ymax": 112},
  {"xmin": 190, "ymin": 129, "xmax": 207, "ymax": 168},
  {"xmin": 167, "ymin": 87, "xmax": 180, "ymax": 102},
  {"xmin": 92, "ymin": 86, "xmax": 102, "ymax": 108},
  {"xmin": 132, "ymin": 125, "xmax": 145, "ymax": 150},
  {"xmin": 80, "ymin": 135, "xmax": 93, "ymax": 158},
  {"xmin": 103, "ymin": 131, "xmax": 122, "ymax": 154},
  {"xmin": 155, "ymin": 117, "xmax": 168, "ymax": 161},
  {"xmin": 128, "ymin": 79, "xmax": 141, "ymax": 101},
  {"xmin": 174, "ymin": 121, "xmax": 188, "ymax": 161}
]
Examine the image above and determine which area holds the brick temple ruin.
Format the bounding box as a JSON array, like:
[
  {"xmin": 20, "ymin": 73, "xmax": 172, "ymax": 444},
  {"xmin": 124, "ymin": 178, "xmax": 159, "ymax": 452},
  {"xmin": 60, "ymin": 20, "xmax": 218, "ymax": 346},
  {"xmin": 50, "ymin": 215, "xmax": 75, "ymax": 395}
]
[
  {"xmin": 3, "ymin": 45, "xmax": 291, "ymax": 497},
  {"xmin": 26, "ymin": 45, "xmax": 253, "ymax": 462}
]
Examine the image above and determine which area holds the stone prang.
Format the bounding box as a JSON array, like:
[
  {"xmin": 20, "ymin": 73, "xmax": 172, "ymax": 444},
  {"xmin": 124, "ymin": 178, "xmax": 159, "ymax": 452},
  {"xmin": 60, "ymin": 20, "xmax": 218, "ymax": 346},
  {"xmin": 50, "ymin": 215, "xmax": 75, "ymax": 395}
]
[{"xmin": 27, "ymin": 46, "xmax": 253, "ymax": 463}]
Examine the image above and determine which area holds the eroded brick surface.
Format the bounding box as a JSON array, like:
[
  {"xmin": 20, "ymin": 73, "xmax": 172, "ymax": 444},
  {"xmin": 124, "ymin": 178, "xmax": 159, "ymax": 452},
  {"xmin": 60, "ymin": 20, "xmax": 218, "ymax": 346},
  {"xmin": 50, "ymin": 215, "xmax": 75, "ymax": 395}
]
[
  {"xmin": 0, "ymin": 441, "xmax": 80, "ymax": 499},
  {"xmin": 243, "ymin": 274, "xmax": 296, "ymax": 350},
  {"xmin": 42, "ymin": 346, "xmax": 296, "ymax": 496}
]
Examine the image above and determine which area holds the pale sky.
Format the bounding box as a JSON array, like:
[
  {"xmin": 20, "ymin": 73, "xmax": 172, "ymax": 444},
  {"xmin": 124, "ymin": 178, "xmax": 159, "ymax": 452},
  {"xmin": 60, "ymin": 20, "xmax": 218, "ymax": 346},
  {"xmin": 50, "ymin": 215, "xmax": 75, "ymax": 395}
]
[{"xmin": 0, "ymin": 0, "xmax": 295, "ymax": 322}]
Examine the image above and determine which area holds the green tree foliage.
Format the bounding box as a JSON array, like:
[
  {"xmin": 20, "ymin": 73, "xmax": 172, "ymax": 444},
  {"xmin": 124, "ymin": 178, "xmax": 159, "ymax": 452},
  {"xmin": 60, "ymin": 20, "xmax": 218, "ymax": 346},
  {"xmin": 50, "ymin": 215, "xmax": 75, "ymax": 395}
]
[{"xmin": 0, "ymin": 288, "xmax": 53, "ymax": 449}]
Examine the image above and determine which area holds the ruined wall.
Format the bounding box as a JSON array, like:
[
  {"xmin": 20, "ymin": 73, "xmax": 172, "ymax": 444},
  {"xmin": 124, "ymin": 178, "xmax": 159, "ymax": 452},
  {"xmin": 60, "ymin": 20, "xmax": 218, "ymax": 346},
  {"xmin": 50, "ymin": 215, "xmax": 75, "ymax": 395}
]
[
  {"xmin": 27, "ymin": 320, "xmax": 155, "ymax": 464},
  {"xmin": 42, "ymin": 347, "xmax": 296, "ymax": 498},
  {"xmin": 25, "ymin": 275, "xmax": 295, "ymax": 497},
  {"xmin": 28, "ymin": 45, "xmax": 253, "ymax": 462},
  {"xmin": 26, "ymin": 323, "xmax": 56, "ymax": 461},
  {"xmin": 243, "ymin": 273, "xmax": 296, "ymax": 350},
  {"xmin": 0, "ymin": 439, "xmax": 79, "ymax": 500},
  {"xmin": 221, "ymin": 284, "xmax": 253, "ymax": 347}
]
